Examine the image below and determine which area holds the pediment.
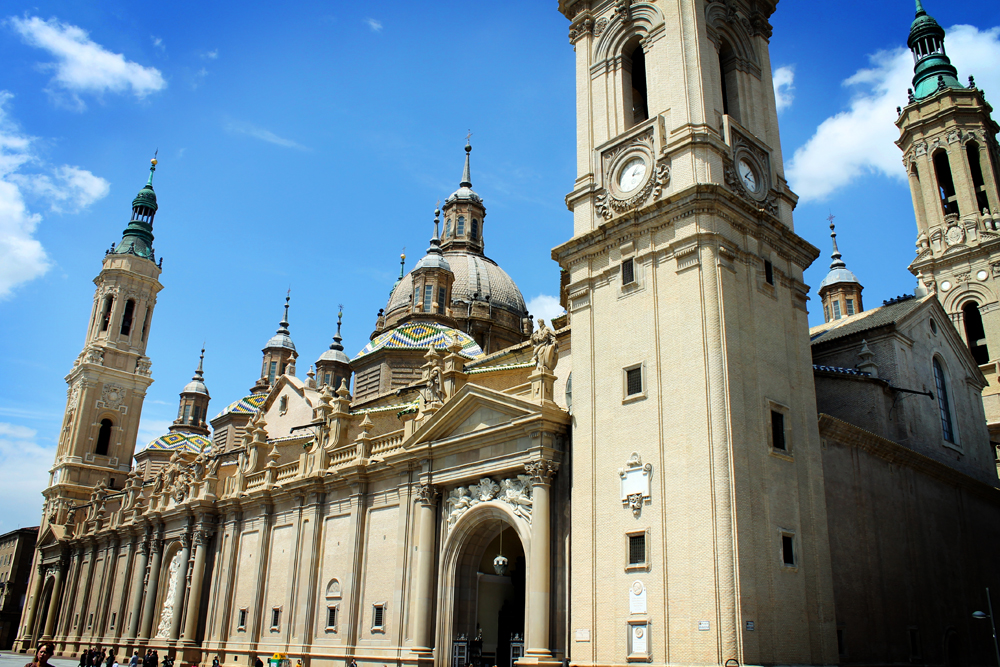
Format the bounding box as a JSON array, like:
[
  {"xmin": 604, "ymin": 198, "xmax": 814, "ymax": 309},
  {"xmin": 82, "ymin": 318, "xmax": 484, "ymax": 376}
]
[
  {"xmin": 36, "ymin": 524, "xmax": 64, "ymax": 550},
  {"xmin": 410, "ymin": 385, "xmax": 543, "ymax": 446}
]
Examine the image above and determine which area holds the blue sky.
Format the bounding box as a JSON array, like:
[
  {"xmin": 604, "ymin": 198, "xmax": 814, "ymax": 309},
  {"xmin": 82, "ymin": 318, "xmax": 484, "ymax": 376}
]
[{"xmin": 0, "ymin": 1, "xmax": 997, "ymax": 530}]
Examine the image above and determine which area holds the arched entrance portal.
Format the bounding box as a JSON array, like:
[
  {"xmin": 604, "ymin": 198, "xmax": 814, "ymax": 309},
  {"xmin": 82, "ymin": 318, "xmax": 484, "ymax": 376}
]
[{"xmin": 438, "ymin": 504, "xmax": 531, "ymax": 667}]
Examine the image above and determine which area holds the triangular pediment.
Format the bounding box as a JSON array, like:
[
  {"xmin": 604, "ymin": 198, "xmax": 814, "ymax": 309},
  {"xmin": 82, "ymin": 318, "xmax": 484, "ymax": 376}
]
[
  {"xmin": 36, "ymin": 523, "xmax": 63, "ymax": 549},
  {"xmin": 410, "ymin": 384, "xmax": 543, "ymax": 446}
]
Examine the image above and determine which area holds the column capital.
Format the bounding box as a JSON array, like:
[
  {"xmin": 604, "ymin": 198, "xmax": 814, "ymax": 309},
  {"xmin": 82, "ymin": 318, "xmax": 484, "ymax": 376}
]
[
  {"xmin": 194, "ymin": 529, "xmax": 210, "ymax": 546},
  {"xmin": 414, "ymin": 483, "xmax": 440, "ymax": 506},
  {"xmin": 524, "ymin": 459, "xmax": 559, "ymax": 485},
  {"xmin": 180, "ymin": 531, "xmax": 192, "ymax": 549}
]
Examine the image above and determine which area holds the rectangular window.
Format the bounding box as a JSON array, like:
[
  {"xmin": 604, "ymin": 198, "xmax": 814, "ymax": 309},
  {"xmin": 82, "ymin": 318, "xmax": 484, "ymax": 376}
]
[
  {"xmin": 824, "ymin": 305, "xmax": 830, "ymax": 322},
  {"xmin": 846, "ymin": 299, "xmax": 855, "ymax": 316},
  {"xmin": 781, "ymin": 534, "xmax": 795, "ymax": 566},
  {"xmin": 372, "ymin": 604, "xmax": 385, "ymax": 630},
  {"xmin": 628, "ymin": 534, "xmax": 645, "ymax": 565},
  {"xmin": 423, "ymin": 284, "xmax": 433, "ymax": 313},
  {"xmin": 88, "ymin": 613, "xmax": 94, "ymax": 628},
  {"xmin": 183, "ymin": 404, "xmax": 191, "ymax": 423},
  {"xmin": 271, "ymin": 607, "xmax": 281, "ymax": 630},
  {"xmin": 771, "ymin": 410, "xmax": 786, "ymax": 451},
  {"xmin": 324, "ymin": 372, "xmax": 331, "ymax": 386},
  {"xmin": 833, "ymin": 300, "xmax": 842, "ymax": 319},
  {"xmin": 326, "ymin": 606, "xmax": 338, "ymax": 630},
  {"xmin": 192, "ymin": 405, "xmax": 201, "ymax": 424},
  {"xmin": 625, "ymin": 367, "xmax": 643, "ymax": 397},
  {"xmin": 237, "ymin": 608, "xmax": 248, "ymax": 631},
  {"xmin": 621, "ymin": 258, "xmax": 635, "ymax": 286},
  {"xmin": 109, "ymin": 612, "xmax": 116, "ymax": 630},
  {"xmin": 764, "ymin": 260, "xmax": 774, "ymax": 285},
  {"xmin": 438, "ymin": 287, "xmax": 447, "ymax": 314},
  {"xmin": 268, "ymin": 361, "xmax": 277, "ymax": 384},
  {"xmin": 74, "ymin": 613, "xmax": 79, "ymax": 628}
]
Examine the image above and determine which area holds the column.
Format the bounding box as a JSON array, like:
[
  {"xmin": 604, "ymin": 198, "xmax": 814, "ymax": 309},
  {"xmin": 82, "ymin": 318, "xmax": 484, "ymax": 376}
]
[
  {"xmin": 523, "ymin": 459, "xmax": 559, "ymax": 663},
  {"xmin": 182, "ymin": 529, "xmax": 209, "ymax": 642},
  {"xmin": 127, "ymin": 538, "xmax": 150, "ymax": 640},
  {"xmin": 411, "ymin": 484, "xmax": 439, "ymax": 658},
  {"xmin": 139, "ymin": 537, "xmax": 163, "ymax": 640},
  {"xmin": 42, "ymin": 561, "xmax": 66, "ymax": 639},
  {"xmin": 19, "ymin": 563, "xmax": 45, "ymax": 648},
  {"xmin": 169, "ymin": 534, "xmax": 192, "ymax": 640}
]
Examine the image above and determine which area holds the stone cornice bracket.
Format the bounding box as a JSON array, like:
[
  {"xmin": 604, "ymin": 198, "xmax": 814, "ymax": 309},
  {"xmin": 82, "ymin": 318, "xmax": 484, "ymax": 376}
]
[
  {"xmin": 524, "ymin": 459, "xmax": 560, "ymax": 486},
  {"xmin": 414, "ymin": 484, "xmax": 440, "ymax": 507}
]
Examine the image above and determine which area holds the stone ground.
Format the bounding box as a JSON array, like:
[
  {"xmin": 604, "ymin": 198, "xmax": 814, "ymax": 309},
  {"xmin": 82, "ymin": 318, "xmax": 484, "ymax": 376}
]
[{"xmin": 0, "ymin": 656, "xmax": 78, "ymax": 667}]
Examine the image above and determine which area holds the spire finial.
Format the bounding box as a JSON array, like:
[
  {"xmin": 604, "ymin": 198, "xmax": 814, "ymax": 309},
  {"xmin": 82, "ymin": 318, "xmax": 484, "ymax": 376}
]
[
  {"xmin": 460, "ymin": 133, "xmax": 472, "ymax": 188},
  {"xmin": 278, "ymin": 292, "xmax": 291, "ymax": 334},
  {"xmin": 147, "ymin": 149, "xmax": 158, "ymax": 186},
  {"xmin": 915, "ymin": 0, "xmax": 926, "ymax": 16},
  {"xmin": 828, "ymin": 214, "xmax": 846, "ymax": 270},
  {"xmin": 193, "ymin": 346, "xmax": 205, "ymax": 381},
  {"xmin": 331, "ymin": 304, "xmax": 345, "ymax": 351},
  {"xmin": 399, "ymin": 248, "xmax": 406, "ymax": 279}
]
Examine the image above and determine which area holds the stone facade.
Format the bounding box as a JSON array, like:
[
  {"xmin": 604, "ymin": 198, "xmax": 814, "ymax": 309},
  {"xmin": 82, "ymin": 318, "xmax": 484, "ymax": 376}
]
[{"xmin": 0, "ymin": 528, "xmax": 38, "ymax": 650}]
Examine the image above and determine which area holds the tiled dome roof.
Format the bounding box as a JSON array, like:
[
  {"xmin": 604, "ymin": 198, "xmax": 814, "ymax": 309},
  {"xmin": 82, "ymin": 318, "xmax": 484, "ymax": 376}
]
[
  {"xmin": 387, "ymin": 252, "xmax": 526, "ymax": 317},
  {"xmin": 143, "ymin": 432, "xmax": 210, "ymax": 453},
  {"xmin": 215, "ymin": 393, "xmax": 267, "ymax": 419},
  {"xmin": 354, "ymin": 322, "xmax": 484, "ymax": 361}
]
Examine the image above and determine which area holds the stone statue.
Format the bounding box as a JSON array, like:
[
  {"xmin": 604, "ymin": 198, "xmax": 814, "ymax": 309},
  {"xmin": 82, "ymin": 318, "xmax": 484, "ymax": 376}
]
[
  {"xmin": 531, "ymin": 319, "xmax": 559, "ymax": 372},
  {"xmin": 423, "ymin": 363, "xmax": 443, "ymax": 404},
  {"xmin": 155, "ymin": 551, "xmax": 183, "ymax": 638}
]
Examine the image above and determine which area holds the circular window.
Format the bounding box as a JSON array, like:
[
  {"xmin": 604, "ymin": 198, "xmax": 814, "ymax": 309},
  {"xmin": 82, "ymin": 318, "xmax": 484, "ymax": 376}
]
[
  {"xmin": 941, "ymin": 280, "xmax": 952, "ymax": 292},
  {"xmin": 978, "ymin": 269, "xmax": 989, "ymax": 281}
]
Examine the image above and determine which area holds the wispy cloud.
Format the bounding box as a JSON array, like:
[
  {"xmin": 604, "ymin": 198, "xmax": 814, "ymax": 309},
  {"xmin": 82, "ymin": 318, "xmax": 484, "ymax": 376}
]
[
  {"xmin": 772, "ymin": 65, "xmax": 795, "ymax": 112},
  {"xmin": 136, "ymin": 418, "xmax": 173, "ymax": 449},
  {"xmin": 202, "ymin": 49, "xmax": 218, "ymax": 60},
  {"xmin": 9, "ymin": 15, "xmax": 166, "ymax": 110},
  {"xmin": 526, "ymin": 294, "xmax": 565, "ymax": 323},
  {"xmin": 151, "ymin": 35, "xmax": 164, "ymax": 52},
  {"xmin": 0, "ymin": 92, "xmax": 110, "ymax": 299},
  {"xmin": 226, "ymin": 120, "xmax": 309, "ymax": 151},
  {"xmin": 0, "ymin": 421, "xmax": 53, "ymax": 531},
  {"xmin": 788, "ymin": 24, "xmax": 1000, "ymax": 202},
  {"xmin": 366, "ymin": 18, "xmax": 383, "ymax": 32}
]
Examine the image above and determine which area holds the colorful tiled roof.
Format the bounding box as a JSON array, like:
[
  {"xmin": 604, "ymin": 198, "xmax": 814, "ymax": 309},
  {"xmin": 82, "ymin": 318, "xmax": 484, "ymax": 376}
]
[
  {"xmin": 143, "ymin": 432, "xmax": 210, "ymax": 453},
  {"xmin": 216, "ymin": 393, "xmax": 267, "ymax": 419},
  {"xmin": 354, "ymin": 322, "xmax": 484, "ymax": 361}
]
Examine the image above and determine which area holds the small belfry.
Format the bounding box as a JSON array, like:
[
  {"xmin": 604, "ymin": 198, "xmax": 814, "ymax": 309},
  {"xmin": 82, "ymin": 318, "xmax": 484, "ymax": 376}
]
[
  {"xmin": 818, "ymin": 216, "xmax": 863, "ymax": 322},
  {"xmin": 169, "ymin": 348, "xmax": 211, "ymax": 436},
  {"xmin": 46, "ymin": 154, "xmax": 164, "ymax": 516},
  {"xmin": 898, "ymin": 0, "xmax": 1000, "ymax": 435},
  {"xmin": 252, "ymin": 293, "xmax": 298, "ymax": 393},
  {"xmin": 315, "ymin": 307, "xmax": 352, "ymax": 391}
]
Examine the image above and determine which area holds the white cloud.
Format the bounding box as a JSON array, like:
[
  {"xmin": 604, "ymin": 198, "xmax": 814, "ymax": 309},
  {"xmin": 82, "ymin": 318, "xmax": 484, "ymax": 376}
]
[
  {"xmin": 9, "ymin": 15, "xmax": 166, "ymax": 109},
  {"xmin": 226, "ymin": 120, "xmax": 309, "ymax": 151},
  {"xmin": 788, "ymin": 24, "xmax": 1000, "ymax": 203},
  {"xmin": 0, "ymin": 421, "xmax": 52, "ymax": 531},
  {"xmin": 527, "ymin": 294, "xmax": 565, "ymax": 323},
  {"xmin": 202, "ymin": 49, "xmax": 218, "ymax": 60},
  {"xmin": 151, "ymin": 35, "xmax": 164, "ymax": 51},
  {"xmin": 773, "ymin": 65, "xmax": 795, "ymax": 112},
  {"xmin": 0, "ymin": 91, "xmax": 110, "ymax": 299},
  {"xmin": 136, "ymin": 417, "xmax": 172, "ymax": 449},
  {"xmin": 366, "ymin": 18, "xmax": 383, "ymax": 32}
]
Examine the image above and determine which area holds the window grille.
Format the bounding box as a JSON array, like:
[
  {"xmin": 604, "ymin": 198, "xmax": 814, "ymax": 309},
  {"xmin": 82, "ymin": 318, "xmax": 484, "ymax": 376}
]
[
  {"xmin": 373, "ymin": 604, "xmax": 385, "ymax": 629},
  {"xmin": 626, "ymin": 368, "xmax": 642, "ymax": 396},
  {"xmin": 423, "ymin": 284, "xmax": 433, "ymax": 313},
  {"xmin": 622, "ymin": 258, "xmax": 635, "ymax": 285},
  {"xmin": 327, "ymin": 606, "xmax": 338, "ymax": 629},
  {"xmin": 271, "ymin": 608, "xmax": 280, "ymax": 629},
  {"xmin": 846, "ymin": 299, "xmax": 855, "ymax": 316},
  {"xmin": 628, "ymin": 534, "xmax": 645, "ymax": 565},
  {"xmin": 833, "ymin": 301, "xmax": 841, "ymax": 319}
]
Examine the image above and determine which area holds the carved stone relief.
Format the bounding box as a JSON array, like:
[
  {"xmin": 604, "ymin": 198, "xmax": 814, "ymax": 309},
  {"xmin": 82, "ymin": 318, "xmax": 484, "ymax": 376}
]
[
  {"xmin": 101, "ymin": 383, "xmax": 125, "ymax": 409},
  {"xmin": 619, "ymin": 452, "xmax": 652, "ymax": 517},
  {"xmin": 155, "ymin": 550, "xmax": 183, "ymax": 638},
  {"xmin": 445, "ymin": 475, "xmax": 533, "ymax": 530}
]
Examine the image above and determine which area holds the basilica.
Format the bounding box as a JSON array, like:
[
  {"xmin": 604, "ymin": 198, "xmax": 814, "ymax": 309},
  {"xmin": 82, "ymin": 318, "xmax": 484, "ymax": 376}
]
[{"xmin": 15, "ymin": 2, "xmax": 1000, "ymax": 667}]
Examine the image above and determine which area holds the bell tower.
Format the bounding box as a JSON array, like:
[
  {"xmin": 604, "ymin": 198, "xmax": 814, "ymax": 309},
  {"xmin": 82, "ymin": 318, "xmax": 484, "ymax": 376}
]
[
  {"xmin": 47, "ymin": 156, "xmax": 164, "ymax": 514},
  {"xmin": 898, "ymin": 0, "xmax": 1000, "ymax": 436},
  {"xmin": 554, "ymin": 1, "xmax": 836, "ymax": 665}
]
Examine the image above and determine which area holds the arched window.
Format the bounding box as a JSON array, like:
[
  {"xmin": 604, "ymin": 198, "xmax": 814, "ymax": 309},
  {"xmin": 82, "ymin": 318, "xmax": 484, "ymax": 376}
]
[
  {"xmin": 457, "ymin": 216, "xmax": 466, "ymax": 236},
  {"xmin": 140, "ymin": 307, "xmax": 151, "ymax": 342},
  {"xmin": 471, "ymin": 219, "xmax": 479, "ymax": 241},
  {"xmin": 326, "ymin": 578, "xmax": 342, "ymax": 599},
  {"xmin": 100, "ymin": 295, "xmax": 114, "ymax": 332},
  {"xmin": 932, "ymin": 358, "xmax": 955, "ymax": 443},
  {"xmin": 96, "ymin": 419, "xmax": 113, "ymax": 456},
  {"xmin": 966, "ymin": 140, "xmax": 991, "ymax": 212},
  {"xmin": 192, "ymin": 405, "xmax": 201, "ymax": 425},
  {"xmin": 623, "ymin": 38, "xmax": 649, "ymax": 128},
  {"xmin": 437, "ymin": 287, "xmax": 446, "ymax": 314},
  {"xmin": 718, "ymin": 38, "xmax": 740, "ymax": 122},
  {"xmin": 962, "ymin": 302, "xmax": 990, "ymax": 364},
  {"xmin": 423, "ymin": 284, "xmax": 433, "ymax": 313},
  {"xmin": 119, "ymin": 299, "xmax": 135, "ymax": 336},
  {"xmin": 444, "ymin": 219, "xmax": 451, "ymax": 238},
  {"xmin": 183, "ymin": 404, "xmax": 191, "ymax": 423},
  {"xmin": 933, "ymin": 150, "xmax": 960, "ymax": 216}
]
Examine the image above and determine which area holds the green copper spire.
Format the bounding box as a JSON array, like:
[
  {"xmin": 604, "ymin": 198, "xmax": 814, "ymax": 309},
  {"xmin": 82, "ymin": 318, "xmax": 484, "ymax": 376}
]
[
  {"xmin": 907, "ymin": 0, "xmax": 962, "ymax": 101},
  {"xmin": 112, "ymin": 155, "xmax": 158, "ymax": 261}
]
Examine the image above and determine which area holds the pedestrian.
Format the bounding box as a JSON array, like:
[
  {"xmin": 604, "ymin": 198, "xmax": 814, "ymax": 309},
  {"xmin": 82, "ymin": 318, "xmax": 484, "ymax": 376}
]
[
  {"xmin": 106, "ymin": 651, "xmax": 116, "ymax": 667},
  {"xmin": 26, "ymin": 642, "xmax": 56, "ymax": 667},
  {"xmin": 254, "ymin": 656, "xmax": 263, "ymax": 667},
  {"xmin": 349, "ymin": 659, "xmax": 357, "ymax": 667},
  {"xmin": 130, "ymin": 651, "xmax": 139, "ymax": 667},
  {"xmin": 213, "ymin": 656, "xmax": 220, "ymax": 667}
]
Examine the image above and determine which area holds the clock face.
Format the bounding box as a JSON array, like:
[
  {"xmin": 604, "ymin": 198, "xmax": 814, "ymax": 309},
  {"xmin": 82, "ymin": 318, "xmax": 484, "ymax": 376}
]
[
  {"xmin": 738, "ymin": 159, "xmax": 758, "ymax": 193},
  {"xmin": 618, "ymin": 157, "xmax": 647, "ymax": 193}
]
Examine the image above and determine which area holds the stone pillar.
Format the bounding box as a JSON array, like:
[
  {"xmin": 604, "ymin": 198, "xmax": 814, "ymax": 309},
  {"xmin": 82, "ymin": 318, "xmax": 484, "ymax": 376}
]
[
  {"xmin": 182, "ymin": 530, "xmax": 209, "ymax": 642},
  {"xmin": 411, "ymin": 484, "xmax": 439, "ymax": 659},
  {"xmin": 169, "ymin": 535, "xmax": 192, "ymax": 640},
  {"xmin": 139, "ymin": 537, "xmax": 163, "ymax": 640},
  {"xmin": 42, "ymin": 559, "xmax": 66, "ymax": 639},
  {"xmin": 19, "ymin": 563, "xmax": 45, "ymax": 648},
  {"xmin": 523, "ymin": 459, "xmax": 559, "ymax": 664},
  {"xmin": 126, "ymin": 539, "xmax": 150, "ymax": 640}
]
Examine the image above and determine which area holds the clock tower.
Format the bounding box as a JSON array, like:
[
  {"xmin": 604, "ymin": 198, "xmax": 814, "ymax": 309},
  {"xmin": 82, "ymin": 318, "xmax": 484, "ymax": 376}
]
[{"xmin": 553, "ymin": 1, "xmax": 837, "ymax": 664}]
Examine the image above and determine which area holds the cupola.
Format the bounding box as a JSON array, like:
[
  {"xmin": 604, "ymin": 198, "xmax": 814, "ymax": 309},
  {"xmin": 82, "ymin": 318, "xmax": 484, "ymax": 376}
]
[
  {"xmin": 440, "ymin": 140, "xmax": 487, "ymax": 255},
  {"xmin": 111, "ymin": 156, "xmax": 159, "ymax": 261},
  {"xmin": 818, "ymin": 217, "xmax": 864, "ymax": 323},
  {"xmin": 169, "ymin": 348, "xmax": 211, "ymax": 436},
  {"xmin": 252, "ymin": 294, "xmax": 298, "ymax": 393},
  {"xmin": 316, "ymin": 307, "xmax": 353, "ymax": 391},
  {"xmin": 907, "ymin": 0, "xmax": 962, "ymax": 101},
  {"xmin": 408, "ymin": 208, "xmax": 456, "ymax": 323}
]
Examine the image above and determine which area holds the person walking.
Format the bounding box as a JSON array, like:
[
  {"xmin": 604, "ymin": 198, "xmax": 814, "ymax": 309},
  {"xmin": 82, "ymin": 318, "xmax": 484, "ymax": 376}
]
[
  {"xmin": 254, "ymin": 656, "xmax": 263, "ymax": 667},
  {"xmin": 130, "ymin": 651, "xmax": 139, "ymax": 667},
  {"xmin": 212, "ymin": 656, "xmax": 220, "ymax": 667},
  {"xmin": 106, "ymin": 651, "xmax": 116, "ymax": 667},
  {"xmin": 26, "ymin": 642, "xmax": 56, "ymax": 667}
]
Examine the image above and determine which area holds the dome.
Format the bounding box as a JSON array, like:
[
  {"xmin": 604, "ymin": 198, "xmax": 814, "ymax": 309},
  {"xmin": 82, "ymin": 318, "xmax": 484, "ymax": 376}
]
[
  {"xmin": 317, "ymin": 347, "xmax": 350, "ymax": 365},
  {"xmin": 387, "ymin": 252, "xmax": 527, "ymax": 317},
  {"xmin": 142, "ymin": 431, "xmax": 210, "ymax": 453},
  {"xmin": 215, "ymin": 393, "xmax": 267, "ymax": 419},
  {"xmin": 182, "ymin": 378, "xmax": 209, "ymax": 396},
  {"xmin": 445, "ymin": 185, "xmax": 483, "ymax": 205},
  {"xmin": 819, "ymin": 268, "xmax": 861, "ymax": 290},
  {"xmin": 266, "ymin": 331, "xmax": 296, "ymax": 352},
  {"xmin": 132, "ymin": 184, "xmax": 158, "ymax": 212},
  {"xmin": 413, "ymin": 253, "xmax": 451, "ymax": 272},
  {"xmin": 354, "ymin": 322, "xmax": 484, "ymax": 361}
]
